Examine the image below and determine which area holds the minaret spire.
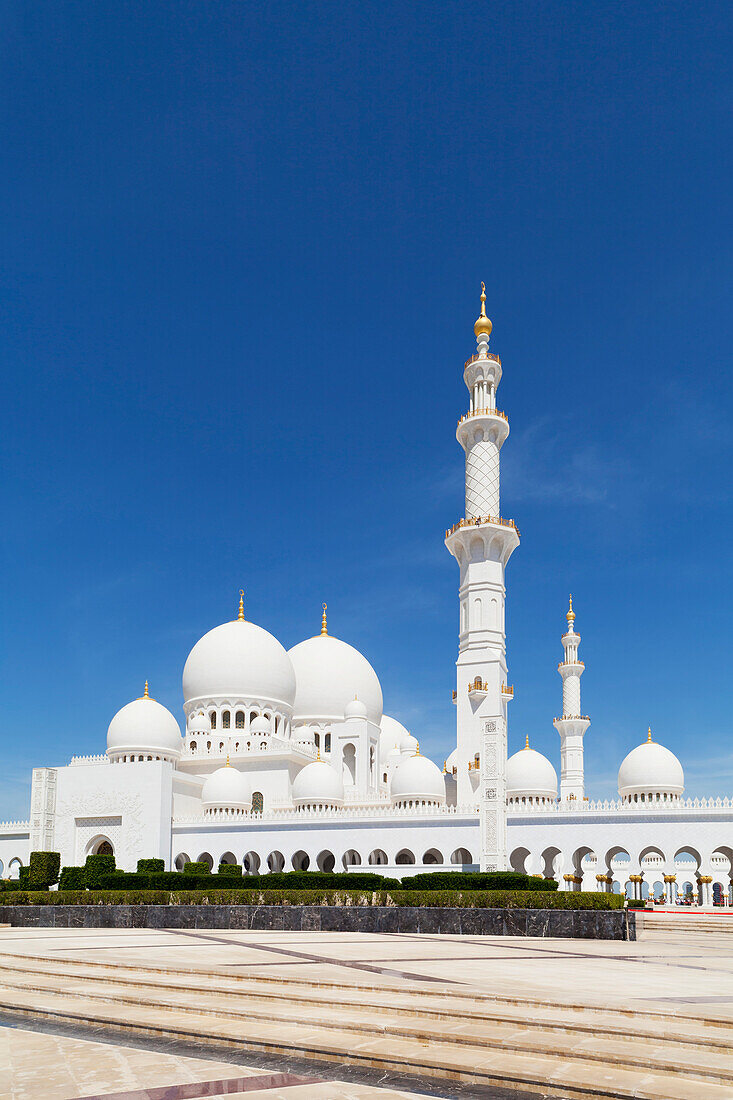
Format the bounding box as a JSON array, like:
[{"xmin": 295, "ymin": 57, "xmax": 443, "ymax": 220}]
[
  {"xmin": 553, "ymin": 596, "xmax": 590, "ymax": 803},
  {"xmin": 237, "ymin": 590, "xmax": 245, "ymax": 621},
  {"xmin": 445, "ymin": 290, "xmax": 519, "ymax": 871},
  {"xmin": 321, "ymin": 603, "xmax": 328, "ymax": 636}
]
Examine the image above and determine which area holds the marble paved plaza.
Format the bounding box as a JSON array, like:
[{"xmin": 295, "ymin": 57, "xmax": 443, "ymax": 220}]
[{"xmin": 0, "ymin": 923, "xmax": 731, "ymax": 1097}]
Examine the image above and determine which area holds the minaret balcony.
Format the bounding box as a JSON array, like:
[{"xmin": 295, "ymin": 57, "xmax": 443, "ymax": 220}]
[
  {"xmin": 464, "ymin": 351, "xmax": 502, "ymax": 371},
  {"xmin": 446, "ymin": 515, "xmax": 520, "ymax": 538},
  {"xmin": 554, "ymin": 715, "xmax": 590, "ymax": 723},
  {"xmin": 458, "ymin": 407, "xmax": 507, "ymax": 426},
  {"xmin": 558, "ymin": 660, "xmax": 585, "ymax": 672},
  {"xmin": 501, "ymin": 683, "xmax": 514, "ymax": 699}
]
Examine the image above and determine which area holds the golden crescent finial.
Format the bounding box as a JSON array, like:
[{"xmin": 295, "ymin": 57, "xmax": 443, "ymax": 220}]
[
  {"xmin": 474, "ymin": 282, "xmax": 492, "ymax": 338},
  {"xmin": 321, "ymin": 602, "xmax": 328, "ymax": 636},
  {"xmin": 524, "ymin": 734, "xmax": 530, "ymax": 750},
  {"xmin": 566, "ymin": 594, "xmax": 575, "ymax": 624},
  {"xmin": 237, "ymin": 590, "xmax": 245, "ymax": 621},
  {"xmin": 647, "ymin": 726, "xmax": 653, "ymax": 743},
  {"xmin": 143, "ymin": 680, "xmax": 149, "ymax": 698}
]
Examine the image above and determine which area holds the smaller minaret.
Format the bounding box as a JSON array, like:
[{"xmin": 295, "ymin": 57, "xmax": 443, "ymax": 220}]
[{"xmin": 553, "ymin": 596, "xmax": 590, "ymax": 802}]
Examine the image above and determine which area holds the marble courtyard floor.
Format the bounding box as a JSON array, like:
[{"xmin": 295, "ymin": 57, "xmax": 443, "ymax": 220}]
[{"xmin": 0, "ymin": 923, "xmax": 731, "ymax": 1098}]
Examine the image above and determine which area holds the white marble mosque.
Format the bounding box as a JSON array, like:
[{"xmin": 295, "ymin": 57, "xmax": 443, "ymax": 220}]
[{"xmin": 2, "ymin": 288, "xmax": 731, "ymax": 904}]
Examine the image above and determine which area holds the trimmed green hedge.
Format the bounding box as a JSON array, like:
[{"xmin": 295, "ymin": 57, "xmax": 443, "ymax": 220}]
[
  {"xmin": 59, "ymin": 866, "xmax": 86, "ymax": 890},
  {"xmin": 183, "ymin": 862, "xmax": 210, "ymax": 875},
  {"xmin": 0, "ymin": 888, "xmax": 623, "ymax": 910},
  {"xmin": 402, "ymin": 871, "xmax": 558, "ymax": 891},
  {"xmin": 137, "ymin": 859, "xmax": 165, "ymax": 874},
  {"xmin": 84, "ymin": 854, "xmax": 116, "ymax": 888},
  {"xmin": 217, "ymin": 863, "xmax": 243, "ymax": 877},
  {"xmin": 28, "ymin": 852, "xmax": 60, "ymax": 889}
]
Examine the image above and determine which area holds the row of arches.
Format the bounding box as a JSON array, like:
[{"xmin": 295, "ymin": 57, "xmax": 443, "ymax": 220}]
[{"xmin": 173, "ymin": 846, "xmax": 475, "ymax": 873}]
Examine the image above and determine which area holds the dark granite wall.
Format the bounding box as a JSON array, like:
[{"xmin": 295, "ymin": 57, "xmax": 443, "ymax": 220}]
[{"xmin": 0, "ymin": 905, "xmax": 634, "ymax": 939}]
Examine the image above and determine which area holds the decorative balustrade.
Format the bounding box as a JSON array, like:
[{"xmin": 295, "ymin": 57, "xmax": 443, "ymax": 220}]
[
  {"xmin": 464, "ymin": 352, "xmax": 501, "ymax": 370},
  {"xmin": 508, "ymin": 795, "xmax": 733, "ymax": 815},
  {"xmin": 457, "ymin": 408, "xmax": 507, "ymax": 428},
  {"xmin": 445, "ymin": 515, "xmax": 520, "ymax": 538},
  {"xmin": 0, "ymin": 820, "xmax": 30, "ymax": 831},
  {"xmin": 173, "ymin": 802, "xmax": 479, "ymax": 827},
  {"xmin": 69, "ymin": 754, "xmax": 109, "ymax": 766},
  {"xmin": 553, "ymin": 715, "xmax": 590, "ymax": 723},
  {"xmin": 557, "ymin": 661, "xmax": 585, "ymax": 671},
  {"xmin": 501, "ymin": 684, "xmax": 514, "ymax": 697}
]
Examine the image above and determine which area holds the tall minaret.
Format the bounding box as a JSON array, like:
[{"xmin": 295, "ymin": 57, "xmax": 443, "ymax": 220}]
[
  {"xmin": 445, "ymin": 286, "xmax": 519, "ymax": 871},
  {"xmin": 553, "ymin": 596, "xmax": 590, "ymax": 802}
]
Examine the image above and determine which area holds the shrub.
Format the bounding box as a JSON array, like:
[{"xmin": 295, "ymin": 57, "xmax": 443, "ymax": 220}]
[
  {"xmin": 0, "ymin": 887, "xmax": 623, "ymax": 910},
  {"xmin": 148, "ymin": 871, "xmax": 188, "ymax": 889},
  {"xmin": 18, "ymin": 866, "xmax": 30, "ymax": 886},
  {"xmin": 401, "ymin": 871, "xmax": 557, "ymax": 892},
  {"xmin": 59, "ymin": 866, "xmax": 87, "ymax": 890},
  {"xmin": 217, "ymin": 863, "xmax": 243, "ymax": 877},
  {"xmin": 99, "ymin": 872, "xmax": 151, "ymax": 890},
  {"xmin": 137, "ymin": 859, "xmax": 165, "ymax": 874},
  {"xmin": 84, "ymin": 854, "xmax": 116, "ymax": 888},
  {"xmin": 28, "ymin": 852, "xmax": 61, "ymax": 889},
  {"xmin": 183, "ymin": 862, "xmax": 210, "ymax": 875}
]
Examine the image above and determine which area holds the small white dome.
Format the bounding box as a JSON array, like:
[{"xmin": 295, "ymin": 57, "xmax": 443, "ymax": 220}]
[
  {"xmin": 292, "ymin": 758, "xmax": 344, "ymax": 807},
  {"xmin": 618, "ymin": 733, "xmax": 684, "ymax": 800},
  {"xmin": 107, "ymin": 691, "xmax": 182, "ymax": 760},
  {"xmin": 506, "ymin": 743, "xmax": 558, "ymax": 800},
  {"xmin": 288, "ymin": 633, "xmax": 383, "ymax": 725},
  {"xmin": 400, "ymin": 733, "xmax": 418, "ymax": 756},
  {"xmin": 294, "ymin": 725, "xmax": 316, "ymax": 746},
  {"xmin": 188, "ymin": 710, "xmax": 211, "ymax": 734},
  {"xmin": 390, "ymin": 751, "xmax": 445, "ymax": 806},
  {"xmin": 344, "ymin": 697, "xmax": 368, "ymax": 720},
  {"xmin": 202, "ymin": 764, "xmax": 252, "ymax": 811},
  {"xmin": 183, "ymin": 619, "xmax": 296, "ymax": 708},
  {"xmin": 250, "ymin": 715, "xmax": 271, "ymax": 736},
  {"xmin": 379, "ymin": 714, "xmax": 411, "ymax": 756}
]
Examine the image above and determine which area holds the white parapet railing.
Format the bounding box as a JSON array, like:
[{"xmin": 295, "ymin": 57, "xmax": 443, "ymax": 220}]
[
  {"xmin": 508, "ymin": 795, "xmax": 733, "ymax": 816},
  {"xmin": 173, "ymin": 802, "xmax": 479, "ymax": 826},
  {"xmin": 0, "ymin": 821, "xmax": 30, "ymax": 833},
  {"xmin": 69, "ymin": 754, "xmax": 109, "ymax": 766}
]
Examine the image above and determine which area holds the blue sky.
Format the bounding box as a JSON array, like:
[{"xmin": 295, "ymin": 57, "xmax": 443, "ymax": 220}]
[{"xmin": 1, "ymin": 3, "xmax": 731, "ymax": 818}]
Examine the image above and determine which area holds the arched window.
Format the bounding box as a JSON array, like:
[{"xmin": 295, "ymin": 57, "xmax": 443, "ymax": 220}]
[
  {"xmin": 209, "ymin": 711, "xmax": 217, "ymax": 729},
  {"xmin": 252, "ymin": 791, "xmax": 264, "ymax": 813},
  {"xmin": 314, "ymin": 732, "xmax": 321, "ymax": 749},
  {"xmin": 324, "ymin": 732, "xmax": 331, "ymax": 753},
  {"xmin": 222, "ymin": 711, "xmax": 230, "ymax": 729},
  {"xmin": 343, "ymin": 743, "xmax": 356, "ymax": 784},
  {"xmin": 235, "ymin": 711, "xmax": 245, "ymax": 729}
]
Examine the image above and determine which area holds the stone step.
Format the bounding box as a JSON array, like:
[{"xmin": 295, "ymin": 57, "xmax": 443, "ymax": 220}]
[
  {"xmin": 0, "ymin": 977, "xmax": 729, "ymax": 1099},
  {"xmin": 1, "ymin": 967, "xmax": 732, "ymax": 1090},
  {"xmin": 0, "ymin": 953, "xmax": 730, "ymax": 1056},
  {"xmin": 2, "ymin": 948, "xmax": 731, "ymax": 1033}
]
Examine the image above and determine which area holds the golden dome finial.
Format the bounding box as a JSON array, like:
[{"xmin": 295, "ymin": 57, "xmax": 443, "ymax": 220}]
[
  {"xmin": 566, "ymin": 594, "xmax": 575, "ymax": 625},
  {"xmin": 474, "ymin": 281, "xmax": 492, "ymax": 339},
  {"xmin": 321, "ymin": 602, "xmax": 328, "ymax": 636},
  {"xmin": 226, "ymin": 753, "xmax": 230, "ymax": 767},
  {"xmin": 524, "ymin": 734, "xmax": 530, "ymax": 750},
  {"xmin": 143, "ymin": 680, "xmax": 149, "ymax": 699},
  {"xmin": 415, "ymin": 740, "xmax": 420, "ymax": 755},
  {"xmin": 237, "ymin": 590, "xmax": 245, "ymax": 621},
  {"xmin": 647, "ymin": 726, "xmax": 653, "ymax": 744}
]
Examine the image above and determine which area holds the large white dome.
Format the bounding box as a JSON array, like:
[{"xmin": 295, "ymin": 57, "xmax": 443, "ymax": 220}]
[
  {"xmin": 379, "ymin": 714, "xmax": 411, "ymax": 756},
  {"xmin": 201, "ymin": 764, "xmax": 251, "ymax": 811},
  {"xmin": 292, "ymin": 758, "xmax": 344, "ymax": 807},
  {"xmin": 618, "ymin": 732, "xmax": 684, "ymax": 801},
  {"xmin": 288, "ymin": 633, "xmax": 383, "ymax": 725},
  {"xmin": 183, "ymin": 619, "xmax": 296, "ymax": 708},
  {"xmin": 390, "ymin": 751, "xmax": 445, "ymax": 806},
  {"xmin": 107, "ymin": 691, "xmax": 182, "ymax": 761},
  {"xmin": 506, "ymin": 743, "xmax": 558, "ymax": 800}
]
